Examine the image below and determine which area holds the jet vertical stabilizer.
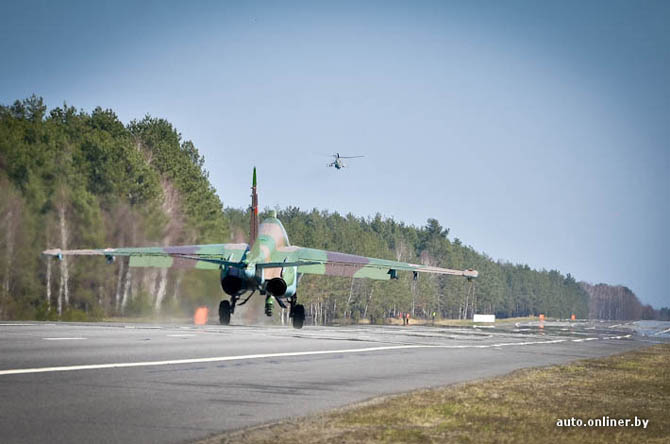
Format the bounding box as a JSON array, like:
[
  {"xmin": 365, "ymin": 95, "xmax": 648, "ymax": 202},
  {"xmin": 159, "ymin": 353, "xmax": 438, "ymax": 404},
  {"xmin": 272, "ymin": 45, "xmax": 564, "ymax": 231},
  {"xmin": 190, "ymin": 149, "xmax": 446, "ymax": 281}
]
[{"xmin": 250, "ymin": 167, "xmax": 259, "ymax": 243}]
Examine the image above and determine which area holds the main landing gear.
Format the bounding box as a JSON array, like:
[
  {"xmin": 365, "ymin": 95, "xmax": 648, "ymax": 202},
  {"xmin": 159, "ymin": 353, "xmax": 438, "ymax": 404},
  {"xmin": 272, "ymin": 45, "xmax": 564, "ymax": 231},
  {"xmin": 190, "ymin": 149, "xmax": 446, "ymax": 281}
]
[
  {"xmin": 218, "ymin": 300, "xmax": 231, "ymax": 325},
  {"xmin": 289, "ymin": 295, "xmax": 305, "ymax": 329},
  {"xmin": 218, "ymin": 292, "xmax": 249, "ymax": 325},
  {"xmin": 219, "ymin": 293, "xmax": 306, "ymax": 329},
  {"xmin": 266, "ymin": 294, "xmax": 305, "ymax": 329},
  {"xmin": 291, "ymin": 304, "xmax": 305, "ymax": 329}
]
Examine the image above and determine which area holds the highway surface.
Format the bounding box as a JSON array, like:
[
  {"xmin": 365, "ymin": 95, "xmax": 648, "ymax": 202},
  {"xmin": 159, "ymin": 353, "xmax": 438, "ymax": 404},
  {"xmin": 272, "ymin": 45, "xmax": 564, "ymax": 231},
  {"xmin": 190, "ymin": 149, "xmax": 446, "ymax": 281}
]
[{"xmin": 0, "ymin": 320, "xmax": 656, "ymax": 443}]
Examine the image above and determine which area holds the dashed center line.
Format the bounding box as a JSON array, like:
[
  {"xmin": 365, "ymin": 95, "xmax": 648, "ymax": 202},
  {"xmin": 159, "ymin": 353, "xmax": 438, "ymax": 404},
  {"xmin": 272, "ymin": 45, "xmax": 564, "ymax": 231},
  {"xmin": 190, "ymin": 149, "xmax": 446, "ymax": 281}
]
[{"xmin": 42, "ymin": 337, "xmax": 87, "ymax": 341}]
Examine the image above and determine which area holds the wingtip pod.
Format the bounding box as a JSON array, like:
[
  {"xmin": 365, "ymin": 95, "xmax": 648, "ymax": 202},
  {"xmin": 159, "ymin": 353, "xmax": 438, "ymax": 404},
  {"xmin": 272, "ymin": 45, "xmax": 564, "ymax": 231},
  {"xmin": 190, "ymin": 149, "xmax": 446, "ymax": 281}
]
[
  {"xmin": 410, "ymin": 263, "xmax": 479, "ymax": 278},
  {"xmin": 42, "ymin": 249, "xmax": 63, "ymax": 260}
]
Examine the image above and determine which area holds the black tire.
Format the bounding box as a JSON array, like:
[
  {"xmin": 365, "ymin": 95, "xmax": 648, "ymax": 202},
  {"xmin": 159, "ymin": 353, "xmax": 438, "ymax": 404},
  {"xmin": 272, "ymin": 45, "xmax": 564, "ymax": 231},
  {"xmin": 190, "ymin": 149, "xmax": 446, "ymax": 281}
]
[
  {"xmin": 219, "ymin": 300, "xmax": 231, "ymax": 325},
  {"xmin": 292, "ymin": 304, "xmax": 305, "ymax": 329}
]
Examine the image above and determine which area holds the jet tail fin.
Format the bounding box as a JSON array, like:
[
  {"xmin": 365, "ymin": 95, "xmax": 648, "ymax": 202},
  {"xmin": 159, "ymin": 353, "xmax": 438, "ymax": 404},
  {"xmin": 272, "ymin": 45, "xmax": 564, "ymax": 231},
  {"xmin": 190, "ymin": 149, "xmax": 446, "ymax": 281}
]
[{"xmin": 250, "ymin": 167, "xmax": 258, "ymax": 242}]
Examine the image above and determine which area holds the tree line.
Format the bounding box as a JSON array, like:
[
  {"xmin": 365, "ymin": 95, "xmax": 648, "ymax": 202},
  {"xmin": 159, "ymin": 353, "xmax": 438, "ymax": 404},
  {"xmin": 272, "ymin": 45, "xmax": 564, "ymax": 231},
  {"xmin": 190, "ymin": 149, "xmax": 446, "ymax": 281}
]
[
  {"xmin": 224, "ymin": 207, "xmax": 591, "ymax": 323},
  {"xmin": 0, "ymin": 96, "xmax": 226, "ymax": 320},
  {"xmin": 1, "ymin": 96, "xmax": 665, "ymax": 323},
  {"xmin": 581, "ymin": 282, "xmax": 660, "ymax": 321}
]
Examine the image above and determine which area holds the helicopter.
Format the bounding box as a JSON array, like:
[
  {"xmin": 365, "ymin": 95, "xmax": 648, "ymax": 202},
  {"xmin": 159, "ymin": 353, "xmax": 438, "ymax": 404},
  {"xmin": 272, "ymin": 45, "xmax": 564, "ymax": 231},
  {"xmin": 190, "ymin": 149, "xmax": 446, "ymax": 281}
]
[{"xmin": 327, "ymin": 153, "xmax": 364, "ymax": 169}]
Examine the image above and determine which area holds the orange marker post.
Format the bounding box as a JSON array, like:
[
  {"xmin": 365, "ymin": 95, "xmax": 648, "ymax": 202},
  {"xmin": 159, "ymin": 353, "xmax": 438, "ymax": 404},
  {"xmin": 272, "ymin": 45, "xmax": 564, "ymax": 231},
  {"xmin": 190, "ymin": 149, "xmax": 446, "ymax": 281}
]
[
  {"xmin": 194, "ymin": 306, "xmax": 209, "ymax": 325},
  {"xmin": 571, "ymin": 314, "xmax": 576, "ymax": 321}
]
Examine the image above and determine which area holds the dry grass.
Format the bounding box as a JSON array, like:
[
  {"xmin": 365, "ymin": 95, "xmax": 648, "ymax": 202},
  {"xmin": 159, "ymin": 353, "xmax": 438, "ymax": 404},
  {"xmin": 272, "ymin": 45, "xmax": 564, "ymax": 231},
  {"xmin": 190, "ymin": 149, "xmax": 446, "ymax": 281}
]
[{"xmin": 200, "ymin": 344, "xmax": 670, "ymax": 444}]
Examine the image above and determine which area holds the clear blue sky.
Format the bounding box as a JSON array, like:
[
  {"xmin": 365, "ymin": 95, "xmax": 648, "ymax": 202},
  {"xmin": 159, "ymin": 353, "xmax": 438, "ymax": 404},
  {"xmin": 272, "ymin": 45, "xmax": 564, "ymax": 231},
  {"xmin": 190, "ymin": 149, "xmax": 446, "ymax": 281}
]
[{"xmin": 2, "ymin": 1, "xmax": 668, "ymax": 308}]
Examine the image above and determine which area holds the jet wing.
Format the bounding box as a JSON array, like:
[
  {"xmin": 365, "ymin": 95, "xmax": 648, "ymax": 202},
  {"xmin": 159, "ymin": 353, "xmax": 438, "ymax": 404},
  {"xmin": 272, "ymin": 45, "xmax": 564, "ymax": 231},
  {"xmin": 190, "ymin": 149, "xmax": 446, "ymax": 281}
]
[
  {"xmin": 261, "ymin": 246, "xmax": 478, "ymax": 280},
  {"xmin": 42, "ymin": 243, "xmax": 249, "ymax": 270}
]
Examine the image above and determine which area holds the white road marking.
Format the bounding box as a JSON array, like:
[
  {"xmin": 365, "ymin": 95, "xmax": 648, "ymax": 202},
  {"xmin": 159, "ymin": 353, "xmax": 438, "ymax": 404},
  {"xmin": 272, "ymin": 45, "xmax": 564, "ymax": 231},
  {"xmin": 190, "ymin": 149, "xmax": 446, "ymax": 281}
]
[
  {"xmin": 654, "ymin": 328, "xmax": 670, "ymax": 336},
  {"xmin": 0, "ymin": 323, "xmax": 36, "ymax": 326},
  {"xmin": 42, "ymin": 337, "xmax": 87, "ymax": 341},
  {"xmin": 166, "ymin": 334, "xmax": 195, "ymax": 338},
  {"xmin": 600, "ymin": 335, "xmax": 632, "ymax": 340},
  {"xmin": 0, "ymin": 335, "xmax": 631, "ymax": 377}
]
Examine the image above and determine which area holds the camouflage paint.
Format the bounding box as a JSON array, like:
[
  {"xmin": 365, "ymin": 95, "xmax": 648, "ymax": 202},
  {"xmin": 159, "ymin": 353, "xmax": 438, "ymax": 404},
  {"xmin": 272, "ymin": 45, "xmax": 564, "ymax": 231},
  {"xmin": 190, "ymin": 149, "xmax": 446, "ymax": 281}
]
[
  {"xmin": 43, "ymin": 217, "xmax": 478, "ymax": 283},
  {"xmin": 42, "ymin": 168, "xmax": 478, "ymax": 303}
]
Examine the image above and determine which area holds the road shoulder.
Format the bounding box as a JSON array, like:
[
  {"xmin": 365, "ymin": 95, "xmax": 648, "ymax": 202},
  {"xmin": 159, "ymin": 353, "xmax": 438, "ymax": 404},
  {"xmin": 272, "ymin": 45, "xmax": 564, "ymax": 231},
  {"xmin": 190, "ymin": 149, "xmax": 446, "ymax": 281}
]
[{"xmin": 199, "ymin": 343, "xmax": 670, "ymax": 444}]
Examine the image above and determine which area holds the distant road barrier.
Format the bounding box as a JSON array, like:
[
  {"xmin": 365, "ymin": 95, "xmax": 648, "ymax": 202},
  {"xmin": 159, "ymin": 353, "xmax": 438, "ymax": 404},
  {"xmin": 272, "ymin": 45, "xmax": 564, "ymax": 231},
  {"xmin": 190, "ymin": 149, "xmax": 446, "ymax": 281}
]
[{"xmin": 473, "ymin": 314, "xmax": 495, "ymax": 323}]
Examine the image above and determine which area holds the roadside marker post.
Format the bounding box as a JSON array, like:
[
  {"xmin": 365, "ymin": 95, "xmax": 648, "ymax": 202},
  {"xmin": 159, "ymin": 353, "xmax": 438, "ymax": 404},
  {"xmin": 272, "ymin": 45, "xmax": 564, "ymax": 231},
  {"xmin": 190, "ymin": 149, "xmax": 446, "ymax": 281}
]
[{"xmin": 194, "ymin": 307, "xmax": 208, "ymax": 325}]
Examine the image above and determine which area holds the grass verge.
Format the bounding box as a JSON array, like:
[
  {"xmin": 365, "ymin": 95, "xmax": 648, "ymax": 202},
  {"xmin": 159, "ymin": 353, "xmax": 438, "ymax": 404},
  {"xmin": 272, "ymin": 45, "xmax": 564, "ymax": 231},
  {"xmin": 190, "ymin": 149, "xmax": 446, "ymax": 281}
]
[{"xmin": 202, "ymin": 344, "xmax": 669, "ymax": 444}]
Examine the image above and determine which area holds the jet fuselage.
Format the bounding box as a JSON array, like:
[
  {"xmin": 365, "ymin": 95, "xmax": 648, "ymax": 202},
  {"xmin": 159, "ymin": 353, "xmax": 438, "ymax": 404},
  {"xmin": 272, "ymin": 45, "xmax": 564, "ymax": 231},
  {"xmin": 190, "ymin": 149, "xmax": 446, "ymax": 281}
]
[{"xmin": 220, "ymin": 216, "xmax": 298, "ymax": 300}]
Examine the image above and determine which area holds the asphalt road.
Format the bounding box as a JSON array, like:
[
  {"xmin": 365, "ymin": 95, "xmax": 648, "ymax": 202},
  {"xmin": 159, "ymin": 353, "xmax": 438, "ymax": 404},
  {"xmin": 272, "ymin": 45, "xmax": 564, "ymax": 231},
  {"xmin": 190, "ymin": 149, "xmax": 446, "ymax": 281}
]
[{"xmin": 0, "ymin": 320, "xmax": 655, "ymax": 444}]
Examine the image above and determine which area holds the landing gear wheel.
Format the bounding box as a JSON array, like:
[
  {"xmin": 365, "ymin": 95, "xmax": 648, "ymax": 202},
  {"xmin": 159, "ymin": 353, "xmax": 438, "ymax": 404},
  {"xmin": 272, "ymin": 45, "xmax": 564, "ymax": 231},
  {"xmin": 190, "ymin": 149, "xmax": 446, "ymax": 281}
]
[
  {"xmin": 219, "ymin": 300, "xmax": 231, "ymax": 325},
  {"xmin": 292, "ymin": 304, "xmax": 305, "ymax": 329}
]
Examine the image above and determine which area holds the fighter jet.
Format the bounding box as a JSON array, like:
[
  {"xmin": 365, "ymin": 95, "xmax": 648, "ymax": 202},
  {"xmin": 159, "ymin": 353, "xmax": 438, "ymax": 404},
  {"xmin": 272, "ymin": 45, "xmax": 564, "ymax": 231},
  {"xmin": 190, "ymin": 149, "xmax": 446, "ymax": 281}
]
[
  {"xmin": 43, "ymin": 168, "xmax": 478, "ymax": 328},
  {"xmin": 327, "ymin": 153, "xmax": 364, "ymax": 169}
]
